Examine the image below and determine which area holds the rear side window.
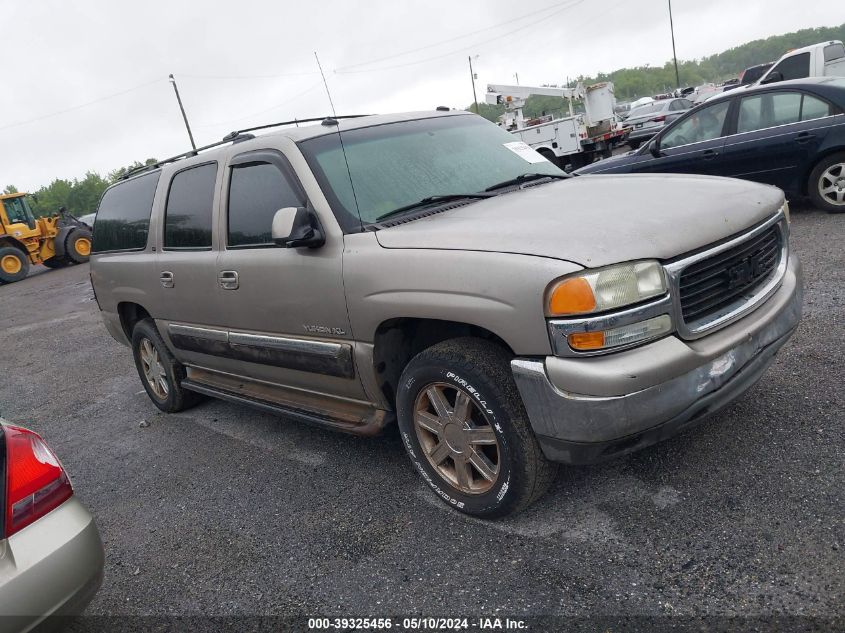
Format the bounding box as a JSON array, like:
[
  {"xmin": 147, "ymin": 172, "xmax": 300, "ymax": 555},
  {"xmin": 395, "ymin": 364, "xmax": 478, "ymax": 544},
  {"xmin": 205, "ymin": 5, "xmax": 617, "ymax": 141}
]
[
  {"xmin": 164, "ymin": 163, "xmax": 217, "ymax": 250},
  {"xmin": 738, "ymin": 92, "xmax": 830, "ymax": 132},
  {"xmin": 801, "ymin": 94, "xmax": 832, "ymax": 120},
  {"xmin": 824, "ymin": 43, "xmax": 845, "ymax": 62},
  {"xmin": 92, "ymin": 171, "xmax": 160, "ymax": 253},
  {"xmin": 227, "ymin": 162, "xmax": 304, "ymax": 248},
  {"xmin": 770, "ymin": 52, "xmax": 810, "ymax": 81}
]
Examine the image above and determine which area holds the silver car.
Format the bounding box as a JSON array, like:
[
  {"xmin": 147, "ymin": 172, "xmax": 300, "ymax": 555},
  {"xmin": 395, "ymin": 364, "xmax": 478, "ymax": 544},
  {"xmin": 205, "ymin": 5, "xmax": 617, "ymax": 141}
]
[
  {"xmin": 625, "ymin": 98, "xmax": 693, "ymax": 148},
  {"xmin": 0, "ymin": 420, "xmax": 104, "ymax": 630}
]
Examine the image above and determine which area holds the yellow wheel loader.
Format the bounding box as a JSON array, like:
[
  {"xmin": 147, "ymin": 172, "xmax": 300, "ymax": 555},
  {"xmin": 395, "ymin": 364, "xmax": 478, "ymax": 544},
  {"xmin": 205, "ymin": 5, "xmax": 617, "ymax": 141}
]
[{"xmin": 0, "ymin": 192, "xmax": 93, "ymax": 284}]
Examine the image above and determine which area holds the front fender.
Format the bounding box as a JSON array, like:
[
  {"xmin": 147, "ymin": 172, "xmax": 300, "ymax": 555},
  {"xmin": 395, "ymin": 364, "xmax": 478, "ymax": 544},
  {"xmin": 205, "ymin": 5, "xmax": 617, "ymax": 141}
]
[{"xmin": 343, "ymin": 234, "xmax": 582, "ymax": 356}]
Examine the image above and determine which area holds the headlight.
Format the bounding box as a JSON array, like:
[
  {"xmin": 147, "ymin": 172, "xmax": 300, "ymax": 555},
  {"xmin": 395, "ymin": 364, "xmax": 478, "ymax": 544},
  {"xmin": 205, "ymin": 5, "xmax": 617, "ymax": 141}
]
[{"xmin": 547, "ymin": 260, "xmax": 667, "ymax": 316}]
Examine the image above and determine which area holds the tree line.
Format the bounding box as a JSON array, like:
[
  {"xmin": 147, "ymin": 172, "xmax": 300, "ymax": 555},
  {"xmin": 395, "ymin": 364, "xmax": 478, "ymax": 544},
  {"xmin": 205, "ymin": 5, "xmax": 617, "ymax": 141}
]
[{"xmin": 470, "ymin": 23, "xmax": 845, "ymax": 121}]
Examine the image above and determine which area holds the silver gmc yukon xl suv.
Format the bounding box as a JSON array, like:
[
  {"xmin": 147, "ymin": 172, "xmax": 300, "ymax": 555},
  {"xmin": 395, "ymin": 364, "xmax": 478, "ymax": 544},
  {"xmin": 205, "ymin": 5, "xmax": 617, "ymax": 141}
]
[{"xmin": 90, "ymin": 111, "xmax": 802, "ymax": 517}]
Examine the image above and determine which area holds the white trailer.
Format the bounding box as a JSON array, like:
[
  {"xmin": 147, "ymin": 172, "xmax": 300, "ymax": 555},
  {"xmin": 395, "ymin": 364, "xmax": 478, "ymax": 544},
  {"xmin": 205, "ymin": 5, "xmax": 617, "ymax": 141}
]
[{"xmin": 485, "ymin": 81, "xmax": 627, "ymax": 170}]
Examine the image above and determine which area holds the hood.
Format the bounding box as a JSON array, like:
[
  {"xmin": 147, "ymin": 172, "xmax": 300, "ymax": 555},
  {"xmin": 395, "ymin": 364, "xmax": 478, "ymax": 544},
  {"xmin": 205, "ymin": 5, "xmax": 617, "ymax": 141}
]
[
  {"xmin": 574, "ymin": 151, "xmax": 638, "ymax": 174},
  {"xmin": 374, "ymin": 174, "xmax": 783, "ymax": 268}
]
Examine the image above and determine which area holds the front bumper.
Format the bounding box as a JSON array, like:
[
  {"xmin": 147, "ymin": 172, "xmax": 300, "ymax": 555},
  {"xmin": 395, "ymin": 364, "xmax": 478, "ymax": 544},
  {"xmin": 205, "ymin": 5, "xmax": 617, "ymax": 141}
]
[
  {"xmin": 0, "ymin": 498, "xmax": 105, "ymax": 632},
  {"xmin": 512, "ymin": 256, "xmax": 802, "ymax": 465}
]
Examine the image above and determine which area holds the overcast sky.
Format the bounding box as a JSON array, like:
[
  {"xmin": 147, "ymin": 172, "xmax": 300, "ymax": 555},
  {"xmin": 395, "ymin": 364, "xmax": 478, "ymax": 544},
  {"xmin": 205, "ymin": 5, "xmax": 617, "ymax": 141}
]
[{"xmin": 0, "ymin": 0, "xmax": 840, "ymax": 191}]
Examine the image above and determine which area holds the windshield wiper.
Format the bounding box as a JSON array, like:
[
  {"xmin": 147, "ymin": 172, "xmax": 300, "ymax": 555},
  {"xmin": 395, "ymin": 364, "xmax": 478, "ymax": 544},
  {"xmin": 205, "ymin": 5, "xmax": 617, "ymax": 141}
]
[
  {"xmin": 375, "ymin": 193, "xmax": 495, "ymax": 223},
  {"xmin": 484, "ymin": 172, "xmax": 568, "ymax": 192}
]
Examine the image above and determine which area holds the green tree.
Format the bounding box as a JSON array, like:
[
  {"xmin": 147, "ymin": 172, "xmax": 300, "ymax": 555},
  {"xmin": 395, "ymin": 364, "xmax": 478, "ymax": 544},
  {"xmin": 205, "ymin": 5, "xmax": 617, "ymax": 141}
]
[{"xmin": 3, "ymin": 185, "xmax": 18, "ymax": 194}]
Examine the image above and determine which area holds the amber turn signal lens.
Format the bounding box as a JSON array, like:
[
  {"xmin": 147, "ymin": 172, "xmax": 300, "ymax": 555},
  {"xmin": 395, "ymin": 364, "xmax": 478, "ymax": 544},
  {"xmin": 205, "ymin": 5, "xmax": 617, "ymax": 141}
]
[
  {"xmin": 568, "ymin": 331, "xmax": 606, "ymax": 350},
  {"xmin": 548, "ymin": 277, "xmax": 597, "ymax": 315}
]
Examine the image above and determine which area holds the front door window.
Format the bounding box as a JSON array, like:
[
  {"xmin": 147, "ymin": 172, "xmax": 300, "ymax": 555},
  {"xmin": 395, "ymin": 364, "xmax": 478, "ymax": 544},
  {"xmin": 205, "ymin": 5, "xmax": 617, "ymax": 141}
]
[{"xmin": 661, "ymin": 100, "xmax": 731, "ymax": 149}]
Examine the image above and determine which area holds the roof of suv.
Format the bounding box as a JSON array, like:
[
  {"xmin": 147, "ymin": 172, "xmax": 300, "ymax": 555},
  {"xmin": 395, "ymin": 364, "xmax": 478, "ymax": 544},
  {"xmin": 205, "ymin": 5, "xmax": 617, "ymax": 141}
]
[
  {"xmin": 271, "ymin": 110, "xmax": 471, "ymax": 142},
  {"xmin": 117, "ymin": 110, "xmax": 472, "ymax": 182}
]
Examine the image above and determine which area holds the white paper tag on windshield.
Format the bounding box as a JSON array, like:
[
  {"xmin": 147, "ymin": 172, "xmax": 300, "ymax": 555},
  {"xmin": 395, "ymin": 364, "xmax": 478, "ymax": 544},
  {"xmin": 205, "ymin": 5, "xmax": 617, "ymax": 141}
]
[{"xmin": 503, "ymin": 141, "xmax": 549, "ymax": 164}]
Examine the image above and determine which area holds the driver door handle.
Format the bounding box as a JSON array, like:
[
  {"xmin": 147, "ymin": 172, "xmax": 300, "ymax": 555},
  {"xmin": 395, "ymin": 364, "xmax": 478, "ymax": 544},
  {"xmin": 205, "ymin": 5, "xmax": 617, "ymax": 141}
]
[
  {"xmin": 702, "ymin": 149, "xmax": 719, "ymax": 160},
  {"xmin": 796, "ymin": 132, "xmax": 817, "ymax": 144},
  {"xmin": 219, "ymin": 270, "xmax": 239, "ymax": 290}
]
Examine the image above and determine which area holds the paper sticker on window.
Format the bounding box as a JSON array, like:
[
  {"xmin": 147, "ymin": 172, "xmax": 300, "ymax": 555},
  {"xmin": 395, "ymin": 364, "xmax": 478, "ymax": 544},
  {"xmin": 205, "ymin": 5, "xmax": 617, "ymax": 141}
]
[{"xmin": 503, "ymin": 141, "xmax": 548, "ymax": 164}]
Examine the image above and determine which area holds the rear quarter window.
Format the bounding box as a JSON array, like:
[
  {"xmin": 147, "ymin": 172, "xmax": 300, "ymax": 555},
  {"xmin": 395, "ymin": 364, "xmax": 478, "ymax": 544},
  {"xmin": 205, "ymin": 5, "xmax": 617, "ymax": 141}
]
[
  {"xmin": 824, "ymin": 43, "xmax": 845, "ymax": 62},
  {"xmin": 92, "ymin": 171, "xmax": 160, "ymax": 253}
]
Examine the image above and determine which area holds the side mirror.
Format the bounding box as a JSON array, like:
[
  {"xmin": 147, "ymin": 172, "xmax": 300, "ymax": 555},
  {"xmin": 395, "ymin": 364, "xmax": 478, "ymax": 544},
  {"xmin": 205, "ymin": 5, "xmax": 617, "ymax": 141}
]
[
  {"xmin": 648, "ymin": 139, "xmax": 662, "ymax": 158},
  {"xmin": 271, "ymin": 207, "xmax": 325, "ymax": 249},
  {"xmin": 760, "ymin": 71, "xmax": 783, "ymax": 85}
]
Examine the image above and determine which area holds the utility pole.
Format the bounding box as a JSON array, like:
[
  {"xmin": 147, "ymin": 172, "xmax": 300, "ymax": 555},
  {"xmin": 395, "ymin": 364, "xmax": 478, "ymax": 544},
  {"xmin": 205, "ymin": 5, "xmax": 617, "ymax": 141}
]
[
  {"xmin": 668, "ymin": 0, "xmax": 681, "ymax": 89},
  {"xmin": 468, "ymin": 56, "xmax": 479, "ymax": 114},
  {"xmin": 168, "ymin": 74, "xmax": 196, "ymax": 151}
]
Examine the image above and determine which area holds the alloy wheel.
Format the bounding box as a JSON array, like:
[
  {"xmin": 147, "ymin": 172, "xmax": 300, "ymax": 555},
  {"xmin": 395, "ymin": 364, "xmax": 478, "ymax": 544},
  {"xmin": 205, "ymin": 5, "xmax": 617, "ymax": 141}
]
[
  {"xmin": 819, "ymin": 163, "xmax": 845, "ymax": 206},
  {"xmin": 413, "ymin": 382, "xmax": 500, "ymax": 495},
  {"xmin": 139, "ymin": 338, "xmax": 169, "ymax": 399}
]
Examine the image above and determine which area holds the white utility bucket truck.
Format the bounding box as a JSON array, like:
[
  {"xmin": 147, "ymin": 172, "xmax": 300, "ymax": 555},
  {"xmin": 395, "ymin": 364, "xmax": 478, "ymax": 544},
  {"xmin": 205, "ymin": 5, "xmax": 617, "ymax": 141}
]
[{"xmin": 485, "ymin": 82, "xmax": 626, "ymax": 170}]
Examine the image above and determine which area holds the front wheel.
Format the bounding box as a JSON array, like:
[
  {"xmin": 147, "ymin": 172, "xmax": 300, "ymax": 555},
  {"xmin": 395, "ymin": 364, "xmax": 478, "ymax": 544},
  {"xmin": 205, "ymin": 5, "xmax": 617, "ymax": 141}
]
[
  {"xmin": 65, "ymin": 228, "xmax": 93, "ymax": 264},
  {"xmin": 808, "ymin": 152, "xmax": 845, "ymax": 213},
  {"xmin": 396, "ymin": 338, "xmax": 557, "ymax": 518}
]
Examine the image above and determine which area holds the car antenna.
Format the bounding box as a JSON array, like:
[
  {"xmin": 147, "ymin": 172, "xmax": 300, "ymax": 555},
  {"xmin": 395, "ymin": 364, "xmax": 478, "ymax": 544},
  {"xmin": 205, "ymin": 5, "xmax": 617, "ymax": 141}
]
[{"xmin": 315, "ymin": 51, "xmax": 363, "ymax": 229}]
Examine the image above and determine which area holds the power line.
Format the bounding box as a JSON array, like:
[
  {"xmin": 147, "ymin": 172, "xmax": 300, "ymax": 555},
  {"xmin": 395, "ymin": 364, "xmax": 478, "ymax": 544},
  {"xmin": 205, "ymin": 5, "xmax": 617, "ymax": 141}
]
[
  {"xmin": 334, "ymin": 0, "xmax": 575, "ymax": 73},
  {"xmin": 0, "ymin": 78, "xmax": 165, "ymax": 132},
  {"xmin": 178, "ymin": 71, "xmax": 319, "ymax": 80},
  {"xmin": 335, "ymin": 0, "xmax": 586, "ymax": 74}
]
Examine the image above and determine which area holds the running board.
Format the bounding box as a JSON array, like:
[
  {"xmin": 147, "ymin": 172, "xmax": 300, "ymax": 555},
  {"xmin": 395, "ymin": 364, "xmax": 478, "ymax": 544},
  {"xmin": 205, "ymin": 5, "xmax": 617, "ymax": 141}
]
[{"xmin": 181, "ymin": 369, "xmax": 389, "ymax": 437}]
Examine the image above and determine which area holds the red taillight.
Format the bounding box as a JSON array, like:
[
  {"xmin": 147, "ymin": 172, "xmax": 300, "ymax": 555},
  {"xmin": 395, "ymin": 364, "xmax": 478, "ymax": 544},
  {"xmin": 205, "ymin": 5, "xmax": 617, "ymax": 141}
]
[
  {"xmin": 4, "ymin": 425, "xmax": 73, "ymax": 537},
  {"xmin": 651, "ymin": 115, "xmax": 666, "ymax": 122}
]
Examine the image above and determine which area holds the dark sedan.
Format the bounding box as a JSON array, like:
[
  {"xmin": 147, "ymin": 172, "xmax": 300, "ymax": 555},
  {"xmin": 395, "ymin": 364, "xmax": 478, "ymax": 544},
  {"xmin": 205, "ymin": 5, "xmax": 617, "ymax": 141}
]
[{"xmin": 576, "ymin": 77, "xmax": 845, "ymax": 212}]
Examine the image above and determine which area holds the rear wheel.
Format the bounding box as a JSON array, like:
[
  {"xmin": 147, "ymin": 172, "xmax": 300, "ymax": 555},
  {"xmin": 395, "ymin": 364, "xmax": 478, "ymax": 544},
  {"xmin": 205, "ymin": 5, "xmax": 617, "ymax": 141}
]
[
  {"xmin": 0, "ymin": 246, "xmax": 30, "ymax": 284},
  {"xmin": 65, "ymin": 228, "xmax": 93, "ymax": 264},
  {"xmin": 809, "ymin": 153, "xmax": 845, "ymax": 213},
  {"xmin": 396, "ymin": 338, "xmax": 557, "ymax": 518},
  {"xmin": 131, "ymin": 319, "xmax": 203, "ymax": 413},
  {"xmin": 628, "ymin": 139, "xmax": 642, "ymax": 150}
]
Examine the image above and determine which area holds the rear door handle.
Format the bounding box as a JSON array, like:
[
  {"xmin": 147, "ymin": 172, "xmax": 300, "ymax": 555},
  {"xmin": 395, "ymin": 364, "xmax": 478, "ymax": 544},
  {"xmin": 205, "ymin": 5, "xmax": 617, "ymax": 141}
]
[
  {"xmin": 702, "ymin": 149, "xmax": 719, "ymax": 160},
  {"xmin": 796, "ymin": 132, "xmax": 817, "ymax": 144},
  {"xmin": 219, "ymin": 271, "xmax": 239, "ymax": 290},
  {"xmin": 160, "ymin": 271, "xmax": 174, "ymax": 288}
]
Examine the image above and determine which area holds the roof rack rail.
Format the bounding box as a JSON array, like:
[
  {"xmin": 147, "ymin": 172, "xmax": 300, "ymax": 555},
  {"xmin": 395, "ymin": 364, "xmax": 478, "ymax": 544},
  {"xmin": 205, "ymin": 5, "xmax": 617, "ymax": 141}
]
[{"xmin": 119, "ymin": 114, "xmax": 372, "ymax": 180}]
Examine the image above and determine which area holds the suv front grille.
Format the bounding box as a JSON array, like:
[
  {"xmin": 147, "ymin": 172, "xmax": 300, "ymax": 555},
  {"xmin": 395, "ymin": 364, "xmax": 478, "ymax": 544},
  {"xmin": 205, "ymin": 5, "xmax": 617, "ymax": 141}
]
[{"xmin": 678, "ymin": 224, "xmax": 782, "ymax": 324}]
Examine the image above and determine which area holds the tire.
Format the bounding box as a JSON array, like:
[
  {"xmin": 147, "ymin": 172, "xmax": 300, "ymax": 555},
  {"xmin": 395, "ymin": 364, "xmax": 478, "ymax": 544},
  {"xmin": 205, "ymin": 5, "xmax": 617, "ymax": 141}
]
[
  {"xmin": 0, "ymin": 246, "xmax": 30, "ymax": 284},
  {"xmin": 131, "ymin": 319, "xmax": 203, "ymax": 413},
  {"xmin": 396, "ymin": 337, "xmax": 557, "ymax": 518},
  {"xmin": 42, "ymin": 257, "xmax": 67, "ymax": 269},
  {"xmin": 65, "ymin": 228, "xmax": 93, "ymax": 264},
  {"xmin": 628, "ymin": 139, "xmax": 641, "ymax": 150},
  {"xmin": 808, "ymin": 152, "xmax": 845, "ymax": 213}
]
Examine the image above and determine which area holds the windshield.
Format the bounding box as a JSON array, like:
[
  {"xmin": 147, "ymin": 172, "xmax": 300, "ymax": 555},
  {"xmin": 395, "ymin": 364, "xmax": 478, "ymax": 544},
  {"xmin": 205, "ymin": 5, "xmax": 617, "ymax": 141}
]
[{"xmin": 298, "ymin": 115, "xmax": 563, "ymax": 228}]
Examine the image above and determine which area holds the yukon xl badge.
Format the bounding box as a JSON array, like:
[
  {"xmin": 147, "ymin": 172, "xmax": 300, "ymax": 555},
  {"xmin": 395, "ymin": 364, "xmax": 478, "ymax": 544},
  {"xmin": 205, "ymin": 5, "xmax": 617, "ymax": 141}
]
[{"xmin": 303, "ymin": 324, "xmax": 347, "ymax": 336}]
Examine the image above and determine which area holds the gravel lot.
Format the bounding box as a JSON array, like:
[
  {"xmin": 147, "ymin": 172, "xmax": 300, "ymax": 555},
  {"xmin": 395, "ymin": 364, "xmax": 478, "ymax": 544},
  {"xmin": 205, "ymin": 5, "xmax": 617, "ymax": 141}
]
[{"xmin": 0, "ymin": 205, "xmax": 842, "ymax": 630}]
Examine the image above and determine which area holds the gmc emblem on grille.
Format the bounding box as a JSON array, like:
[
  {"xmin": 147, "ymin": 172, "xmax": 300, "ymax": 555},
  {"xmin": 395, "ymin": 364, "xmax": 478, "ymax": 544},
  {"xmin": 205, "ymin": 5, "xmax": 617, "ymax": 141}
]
[{"xmin": 726, "ymin": 253, "xmax": 764, "ymax": 289}]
